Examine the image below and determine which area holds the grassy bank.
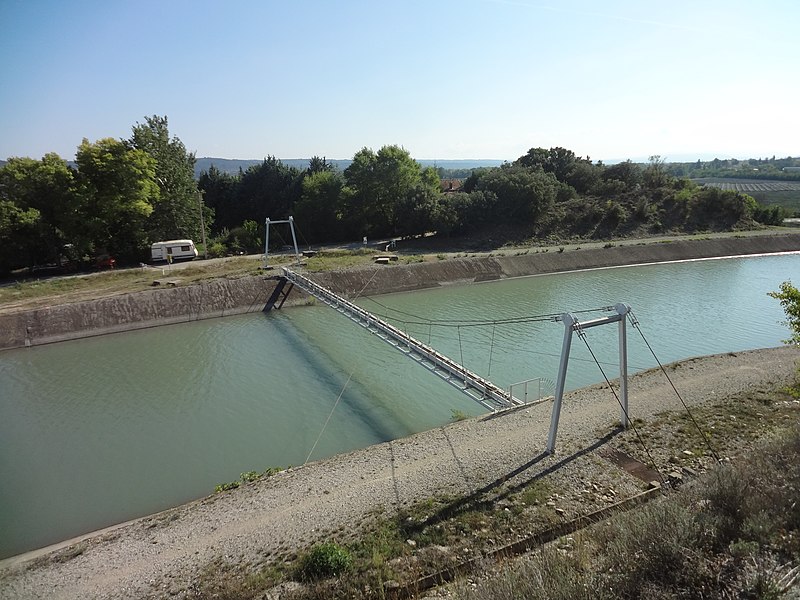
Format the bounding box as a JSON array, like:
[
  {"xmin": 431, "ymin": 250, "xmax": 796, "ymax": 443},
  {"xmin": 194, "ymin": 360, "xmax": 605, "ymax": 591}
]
[{"xmin": 186, "ymin": 370, "xmax": 800, "ymax": 599}]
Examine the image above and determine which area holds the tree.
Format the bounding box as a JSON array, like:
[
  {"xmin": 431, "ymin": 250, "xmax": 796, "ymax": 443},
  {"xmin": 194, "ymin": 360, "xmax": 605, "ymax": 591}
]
[
  {"xmin": 75, "ymin": 137, "xmax": 158, "ymax": 261},
  {"xmin": 199, "ymin": 165, "xmax": 239, "ymax": 232},
  {"xmin": 295, "ymin": 170, "xmax": 345, "ymax": 242},
  {"xmin": 129, "ymin": 115, "xmax": 201, "ymax": 242},
  {"xmin": 515, "ymin": 147, "xmax": 590, "ymax": 183},
  {"xmin": 343, "ymin": 145, "xmax": 440, "ymax": 238},
  {"xmin": 600, "ymin": 160, "xmax": 642, "ymax": 189},
  {"xmin": 0, "ymin": 200, "xmax": 41, "ymax": 273},
  {"xmin": 643, "ymin": 155, "xmax": 670, "ymax": 189},
  {"xmin": 307, "ymin": 156, "xmax": 335, "ymax": 175},
  {"xmin": 769, "ymin": 282, "xmax": 800, "ymax": 346},
  {"xmin": 235, "ymin": 157, "xmax": 302, "ymax": 229},
  {"xmin": 0, "ymin": 153, "xmax": 80, "ymax": 264},
  {"xmin": 469, "ymin": 164, "xmax": 559, "ymax": 224}
]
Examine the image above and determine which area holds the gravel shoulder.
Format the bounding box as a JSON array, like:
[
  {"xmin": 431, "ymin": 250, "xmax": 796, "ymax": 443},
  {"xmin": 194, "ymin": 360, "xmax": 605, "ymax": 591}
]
[{"xmin": 2, "ymin": 345, "xmax": 798, "ymax": 599}]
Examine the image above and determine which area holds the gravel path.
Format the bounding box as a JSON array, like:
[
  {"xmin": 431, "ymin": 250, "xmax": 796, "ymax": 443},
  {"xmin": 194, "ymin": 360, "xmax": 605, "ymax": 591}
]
[{"xmin": 1, "ymin": 345, "xmax": 798, "ymax": 599}]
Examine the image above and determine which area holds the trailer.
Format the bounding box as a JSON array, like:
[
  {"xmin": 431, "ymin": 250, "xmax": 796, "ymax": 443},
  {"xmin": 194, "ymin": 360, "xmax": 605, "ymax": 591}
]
[{"xmin": 151, "ymin": 240, "xmax": 198, "ymax": 263}]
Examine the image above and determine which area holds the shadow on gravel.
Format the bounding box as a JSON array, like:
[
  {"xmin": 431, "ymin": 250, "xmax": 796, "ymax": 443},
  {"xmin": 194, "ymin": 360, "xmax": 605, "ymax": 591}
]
[{"xmin": 402, "ymin": 428, "xmax": 623, "ymax": 535}]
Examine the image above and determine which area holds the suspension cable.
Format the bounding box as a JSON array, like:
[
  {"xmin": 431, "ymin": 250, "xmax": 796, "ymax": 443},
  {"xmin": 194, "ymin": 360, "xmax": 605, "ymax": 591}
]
[
  {"xmin": 292, "ymin": 220, "xmax": 312, "ymax": 250},
  {"xmin": 457, "ymin": 326, "xmax": 465, "ymax": 368},
  {"xmin": 577, "ymin": 328, "xmax": 667, "ymax": 485},
  {"xmin": 487, "ymin": 323, "xmax": 496, "ymax": 376},
  {"xmin": 627, "ymin": 310, "xmax": 721, "ymax": 463},
  {"xmin": 361, "ymin": 296, "xmax": 622, "ymax": 329},
  {"xmin": 305, "ymin": 370, "xmax": 354, "ymax": 465}
]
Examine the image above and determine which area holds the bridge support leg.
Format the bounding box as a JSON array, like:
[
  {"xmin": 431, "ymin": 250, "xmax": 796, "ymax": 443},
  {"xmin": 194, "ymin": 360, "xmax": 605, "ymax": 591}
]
[
  {"xmin": 547, "ymin": 313, "xmax": 574, "ymax": 454},
  {"xmin": 616, "ymin": 303, "xmax": 630, "ymax": 428},
  {"xmin": 264, "ymin": 277, "xmax": 294, "ymax": 311}
]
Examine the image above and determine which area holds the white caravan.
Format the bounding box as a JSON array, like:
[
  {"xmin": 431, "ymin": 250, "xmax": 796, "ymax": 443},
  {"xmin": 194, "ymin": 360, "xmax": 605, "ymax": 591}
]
[{"xmin": 151, "ymin": 240, "xmax": 198, "ymax": 263}]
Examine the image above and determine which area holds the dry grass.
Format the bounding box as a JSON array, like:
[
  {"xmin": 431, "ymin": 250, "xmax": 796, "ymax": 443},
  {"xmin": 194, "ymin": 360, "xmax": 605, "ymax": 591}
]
[
  {"xmin": 0, "ymin": 251, "xmax": 385, "ymax": 315},
  {"xmin": 184, "ymin": 373, "xmax": 800, "ymax": 600}
]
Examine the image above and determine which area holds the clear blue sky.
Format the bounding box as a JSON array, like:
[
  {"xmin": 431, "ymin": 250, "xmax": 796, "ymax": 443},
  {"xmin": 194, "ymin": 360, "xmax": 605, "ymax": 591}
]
[{"xmin": 1, "ymin": 0, "xmax": 798, "ymax": 163}]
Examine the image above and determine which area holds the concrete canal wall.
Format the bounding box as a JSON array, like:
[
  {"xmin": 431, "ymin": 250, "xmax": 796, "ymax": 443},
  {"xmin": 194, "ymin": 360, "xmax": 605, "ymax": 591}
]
[
  {"xmin": 0, "ymin": 276, "xmax": 309, "ymax": 350},
  {"xmin": 1, "ymin": 232, "xmax": 799, "ymax": 351},
  {"xmin": 313, "ymin": 233, "xmax": 800, "ymax": 297}
]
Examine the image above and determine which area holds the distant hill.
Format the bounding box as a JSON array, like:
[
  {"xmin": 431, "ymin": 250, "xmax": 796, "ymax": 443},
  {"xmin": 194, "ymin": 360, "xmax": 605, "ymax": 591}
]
[{"xmin": 193, "ymin": 157, "xmax": 505, "ymax": 178}]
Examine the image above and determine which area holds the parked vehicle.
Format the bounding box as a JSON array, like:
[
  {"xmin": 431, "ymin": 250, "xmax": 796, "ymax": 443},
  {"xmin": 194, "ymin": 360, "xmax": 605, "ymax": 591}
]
[
  {"xmin": 150, "ymin": 240, "xmax": 198, "ymax": 263},
  {"xmin": 94, "ymin": 255, "xmax": 116, "ymax": 270}
]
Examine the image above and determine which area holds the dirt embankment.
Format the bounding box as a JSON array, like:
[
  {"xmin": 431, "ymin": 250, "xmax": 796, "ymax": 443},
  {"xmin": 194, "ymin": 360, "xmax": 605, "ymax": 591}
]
[{"xmin": 1, "ymin": 232, "xmax": 799, "ymax": 351}]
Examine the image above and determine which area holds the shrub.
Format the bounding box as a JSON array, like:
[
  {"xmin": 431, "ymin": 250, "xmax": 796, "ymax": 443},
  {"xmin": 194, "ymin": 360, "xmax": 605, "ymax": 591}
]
[
  {"xmin": 240, "ymin": 471, "xmax": 260, "ymax": 483},
  {"xmin": 296, "ymin": 542, "xmax": 353, "ymax": 581},
  {"xmin": 214, "ymin": 481, "xmax": 240, "ymax": 493}
]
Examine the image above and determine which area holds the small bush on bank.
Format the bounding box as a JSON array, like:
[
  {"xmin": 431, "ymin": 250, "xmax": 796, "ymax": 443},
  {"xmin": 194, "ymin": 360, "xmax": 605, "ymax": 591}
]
[{"xmin": 295, "ymin": 542, "xmax": 353, "ymax": 581}]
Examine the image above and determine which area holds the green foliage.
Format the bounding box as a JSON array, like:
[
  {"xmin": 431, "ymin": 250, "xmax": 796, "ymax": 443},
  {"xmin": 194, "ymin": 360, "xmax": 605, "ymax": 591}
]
[
  {"xmin": 0, "ymin": 199, "xmax": 42, "ymax": 273},
  {"xmin": 295, "ymin": 170, "xmax": 346, "ymax": 241},
  {"xmin": 470, "ymin": 164, "xmax": 559, "ymax": 224},
  {"xmin": 240, "ymin": 471, "xmax": 260, "ymax": 483},
  {"xmin": 685, "ymin": 186, "xmax": 756, "ymax": 231},
  {"xmin": 296, "ymin": 542, "xmax": 353, "ymax": 581},
  {"xmin": 129, "ymin": 115, "xmax": 202, "ymax": 242},
  {"xmin": 643, "ymin": 154, "xmax": 671, "ymax": 189},
  {"xmin": 0, "ymin": 153, "xmax": 81, "ymax": 269},
  {"xmin": 214, "ymin": 481, "xmax": 240, "ymax": 493},
  {"xmin": 75, "ymin": 137, "xmax": 158, "ymax": 261},
  {"xmin": 514, "ymin": 146, "xmax": 591, "ymax": 184},
  {"xmin": 343, "ymin": 145, "xmax": 440, "ymax": 238},
  {"xmin": 753, "ymin": 203, "xmax": 787, "ymax": 225},
  {"xmin": 769, "ymin": 281, "xmax": 800, "ymax": 345},
  {"xmin": 599, "ymin": 159, "xmax": 642, "ymax": 190},
  {"xmin": 450, "ymin": 409, "xmax": 468, "ymax": 421}
]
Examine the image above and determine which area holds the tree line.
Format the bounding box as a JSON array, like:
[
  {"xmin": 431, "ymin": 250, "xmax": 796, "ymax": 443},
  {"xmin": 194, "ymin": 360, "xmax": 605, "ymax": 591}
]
[
  {"xmin": 0, "ymin": 116, "xmax": 201, "ymax": 274},
  {"xmin": 0, "ymin": 116, "xmax": 787, "ymax": 275}
]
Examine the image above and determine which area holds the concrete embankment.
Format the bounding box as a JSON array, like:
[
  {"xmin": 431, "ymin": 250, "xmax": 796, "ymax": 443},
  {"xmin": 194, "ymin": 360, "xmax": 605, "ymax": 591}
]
[
  {"xmin": 1, "ymin": 232, "xmax": 798, "ymax": 351},
  {"xmin": 314, "ymin": 232, "xmax": 800, "ymax": 297},
  {"xmin": 0, "ymin": 276, "xmax": 309, "ymax": 350}
]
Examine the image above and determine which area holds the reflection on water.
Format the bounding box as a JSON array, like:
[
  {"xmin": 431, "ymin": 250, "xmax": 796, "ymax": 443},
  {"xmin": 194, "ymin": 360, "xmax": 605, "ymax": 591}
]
[{"xmin": 0, "ymin": 253, "xmax": 796, "ymax": 558}]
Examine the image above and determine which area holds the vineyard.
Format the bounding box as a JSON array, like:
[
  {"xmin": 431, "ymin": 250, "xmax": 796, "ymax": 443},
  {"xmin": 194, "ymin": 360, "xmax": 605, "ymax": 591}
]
[
  {"xmin": 691, "ymin": 178, "xmax": 800, "ymax": 215},
  {"xmin": 693, "ymin": 178, "xmax": 800, "ymax": 192}
]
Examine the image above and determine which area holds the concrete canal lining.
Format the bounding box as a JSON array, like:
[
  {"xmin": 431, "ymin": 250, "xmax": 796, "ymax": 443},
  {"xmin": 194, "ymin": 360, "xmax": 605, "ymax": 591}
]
[{"xmin": 1, "ymin": 232, "xmax": 799, "ymax": 351}]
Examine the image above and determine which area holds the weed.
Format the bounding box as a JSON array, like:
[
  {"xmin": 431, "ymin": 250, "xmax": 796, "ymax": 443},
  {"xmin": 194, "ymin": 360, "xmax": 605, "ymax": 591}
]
[
  {"xmin": 516, "ymin": 480, "xmax": 551, "ymax": 506},
  {"xmin": 451, "ymin": 409, "xmax": 469, "ymax": 422},
  {"xmin": 240, "ymin": 471, "xmax": 260, "ymax": 483},
  {"xmin": 214, "ymin": 481, "xmax": 240, "ymax": 493},
  {"xmin": 295, "ymin": 542, "xmax": 353, "ymax": 581}
]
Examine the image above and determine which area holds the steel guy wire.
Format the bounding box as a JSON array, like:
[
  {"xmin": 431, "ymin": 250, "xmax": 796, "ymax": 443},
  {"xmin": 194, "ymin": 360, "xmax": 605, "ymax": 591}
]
[
  {"xmin": 305, "ymin": 370, "xmax": 354, "ymax": 465},
  {"xmin": 577, "ymin": 328, "xmax": 667, "ymax": 486},
  {"xmin": 627, "ymin": 310, "xmax": 721, "ymax": 463}
]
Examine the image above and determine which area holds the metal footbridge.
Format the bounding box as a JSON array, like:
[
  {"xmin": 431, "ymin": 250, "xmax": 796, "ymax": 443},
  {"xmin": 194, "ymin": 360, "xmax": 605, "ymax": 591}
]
[{"xmin": 280, "ymin": 268, "xmax": 525, "ymax": 411}]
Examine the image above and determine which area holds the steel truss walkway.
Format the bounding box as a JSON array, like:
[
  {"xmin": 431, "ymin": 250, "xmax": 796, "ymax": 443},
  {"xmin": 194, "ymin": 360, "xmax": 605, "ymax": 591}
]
[{"xmin": 280, "ymin": 268, "xmax": 524, "ymax": 411}]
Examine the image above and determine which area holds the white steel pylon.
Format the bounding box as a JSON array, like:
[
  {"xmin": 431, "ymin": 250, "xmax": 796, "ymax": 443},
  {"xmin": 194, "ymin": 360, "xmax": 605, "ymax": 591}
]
[
  {"xmin": 264, "ymin": 216, "xmax": 300, "ymax": 268},
  {"xmin": 547, "ymin": 303, "xmax": 631, "ymax": 454}
]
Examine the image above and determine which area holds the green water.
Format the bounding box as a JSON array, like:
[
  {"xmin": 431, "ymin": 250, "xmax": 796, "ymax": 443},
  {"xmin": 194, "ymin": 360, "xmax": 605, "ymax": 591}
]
[{"xmin": 0, "ymin": 253, "xmax": 797, "ymax": 558}]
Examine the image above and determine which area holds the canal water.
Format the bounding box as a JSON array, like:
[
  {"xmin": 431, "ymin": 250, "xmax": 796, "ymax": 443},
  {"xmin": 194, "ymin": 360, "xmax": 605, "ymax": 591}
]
[{"xmin": 0, "ymin": 253, "xmax": 797, "ymax": 559}]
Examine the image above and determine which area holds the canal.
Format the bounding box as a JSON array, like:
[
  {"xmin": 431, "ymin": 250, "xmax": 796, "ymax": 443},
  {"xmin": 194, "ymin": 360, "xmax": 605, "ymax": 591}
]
[{"xmin": 0, "ymin": 252, "xmax": 796, "ymax": 559}]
